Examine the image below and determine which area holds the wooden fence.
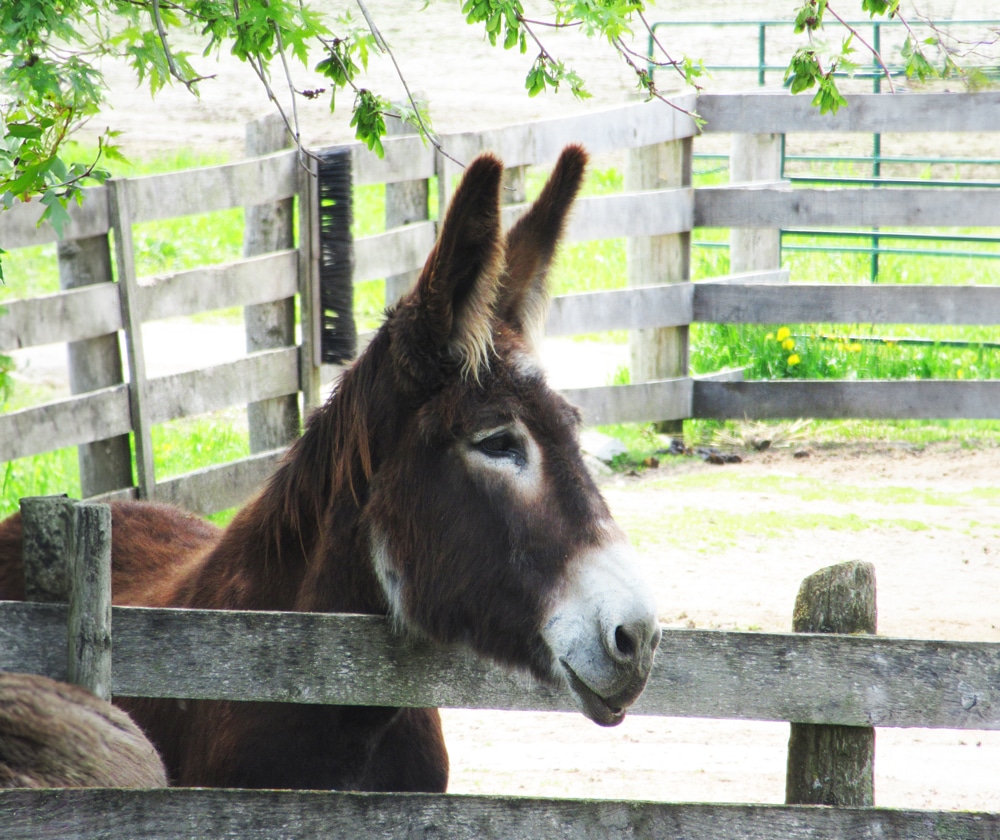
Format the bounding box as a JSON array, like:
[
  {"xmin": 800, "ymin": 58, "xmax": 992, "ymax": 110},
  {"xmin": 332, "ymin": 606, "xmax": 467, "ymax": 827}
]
[
  {"xmin": 3, "ymin": 92, "xmax": 1000, "ymax": 516},
  {"xmin": 1, "ymin": 91, "xmax": 1000, "ymax": 836},
  {"xmin": 2, "ymin": 495, "xmax": 999, "ymax": 837}
]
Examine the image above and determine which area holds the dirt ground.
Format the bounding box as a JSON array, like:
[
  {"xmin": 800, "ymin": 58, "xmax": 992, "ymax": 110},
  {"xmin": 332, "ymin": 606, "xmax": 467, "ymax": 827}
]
[{"xmin": 31, "ymin": 0, "xmax": 1000, "ymax": 813}]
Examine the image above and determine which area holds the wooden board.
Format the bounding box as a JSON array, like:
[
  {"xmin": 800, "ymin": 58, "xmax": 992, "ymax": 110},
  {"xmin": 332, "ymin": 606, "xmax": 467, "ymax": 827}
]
[
  {"xmin": 694, "ymin": 380, "xmax": 1000, "ymax": 420},
  {"xmin": 145, "ymin": 348, "xmax": 300, "ymax": 425},
  {"xmin": 546, "ymin": 285, "xmax": 693, "ymax": 336},
  {"xmin": 125, "ymin": 151, "xmax": 299, "ymax": 224},
  {"xmin": 0, "ymin": 386, "xmax": 132, "ymax": 463},
  {"xmin": 695, "ymin": 186, "xmax": 1000, "ymax": 228},
  {"xmin": 0, "ymin": 186, "xmax": 109, "ymax": 250},
  {"xmin": 7, "ymin": 603, "xmax": 997, "ymax": 731},
  {"xmin": 694, "ymin": 282, "xmax": 1000, "ymax": 326},
  {"xmin": 354, "ymin": 222, "xmax": 436, "ymax": 283},
  {"xmin": 443, "ymin": 96, "xmax": 699, "ymax": 170},
  {"xmin": 697, "ymin": 91, "xmax": 1000, "ymax": 134},
  {"xmin": 136, "ymin": 251, "xmax": 299, "ymax": 322},
  {"xmin": 0, "ymin": 789, "xmax": 998, "ymax": 840},
  {"xmin": 0, "ymin": 284, "xmax": 121, "ymax": 351},
  {"xmin": 560, "ymin": 380, "xmax": 693, "ymax": 426},
  {"xmin": 152, "ymin": 449, "xmax": 284, "ymax": 516}
]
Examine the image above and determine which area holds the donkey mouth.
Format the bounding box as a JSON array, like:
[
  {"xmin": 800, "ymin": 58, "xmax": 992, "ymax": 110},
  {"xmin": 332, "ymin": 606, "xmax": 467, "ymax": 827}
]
[{"xmin": 559, "ymin": 659, "xmax": 627, "ymax": 727}]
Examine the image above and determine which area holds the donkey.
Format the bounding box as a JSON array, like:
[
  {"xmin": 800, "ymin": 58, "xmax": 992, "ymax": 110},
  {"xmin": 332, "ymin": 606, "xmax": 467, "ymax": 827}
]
[
  {"xmin": 0, "ymin": 145, "xmax": 660, "ymax": 790},
  {"xmin": 0, "ymin": 672, "xmax": 167, "ymax": 788}
]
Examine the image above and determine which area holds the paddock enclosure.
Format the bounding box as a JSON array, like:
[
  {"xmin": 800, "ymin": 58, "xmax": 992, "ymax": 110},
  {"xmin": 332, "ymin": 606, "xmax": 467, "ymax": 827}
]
[{"xmin": 2, "ymin": 91, "xmax": 1000, "ymax": 836}]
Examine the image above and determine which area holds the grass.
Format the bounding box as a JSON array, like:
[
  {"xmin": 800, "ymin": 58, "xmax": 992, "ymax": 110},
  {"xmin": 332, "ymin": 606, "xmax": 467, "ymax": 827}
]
[{"xmin": 2, "ymin": 148, "xmax": 999, "ymax": 512}]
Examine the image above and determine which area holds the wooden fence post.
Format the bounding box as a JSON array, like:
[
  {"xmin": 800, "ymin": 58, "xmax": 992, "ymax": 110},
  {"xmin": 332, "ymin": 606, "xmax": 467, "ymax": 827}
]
[
  {"xmin": 244, "ymin": 114, "xmax": 300, "ymax": 451},
  {"xmin": 67, "ymin": 502, "xmax": 112, "ymax": 700},
  {"xmin": 785, "ymin": 560, "xmax": 876, "ymax": 806},
  {"xmin": 20, "ymin": 496, "xmax": 74, "ymax": 603},
  {"xmin": 729, "ymin": 133, "xmax": 782, "ymax": 273},
  {"xmin": 57, "ymin": 236, "xmax": 134, "ymax": 497},
  {"xmin": 20, "ymin": 497, "xmax": 112, "ymax": 700},
  {"xmin": 625, "ymin": 138, "xmax": 692, "ymax": 433},
  {"xmin": 384, "ymin": 111, "xmax": 430, "ymax": 306}
]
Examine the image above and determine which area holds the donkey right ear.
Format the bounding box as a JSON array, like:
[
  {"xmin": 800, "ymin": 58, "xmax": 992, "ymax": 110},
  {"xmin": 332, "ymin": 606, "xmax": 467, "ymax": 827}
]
[
  {"xmin": 391, "ymin": 154, "xmax": 505, "ymax": 384},
  {"xmin": 496, "ymin": 145, "xmax": 588, "ymax": 354}
]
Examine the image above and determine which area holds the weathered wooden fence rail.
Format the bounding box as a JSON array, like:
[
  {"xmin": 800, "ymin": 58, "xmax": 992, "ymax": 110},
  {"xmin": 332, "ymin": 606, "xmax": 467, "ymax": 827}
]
[
  {"xmin": 1, "ymin": 498, "xmax": 998, "ymax": 838},
  {"xmin": 3, "ymin": 91, "xmax": 1000, "ymax": 515}
]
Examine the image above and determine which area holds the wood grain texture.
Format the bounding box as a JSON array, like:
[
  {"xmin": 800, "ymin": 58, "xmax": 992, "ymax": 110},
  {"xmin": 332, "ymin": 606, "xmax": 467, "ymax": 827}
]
[
  {"xmin": 136, "ymin": 251, "xmax": 299, "ymax": 322},
  {"xmin": 545, "ymin": 284, "xmax": 693, "ymax": 336},
  {"xmin": 0, "ymin": 186, "xmax": 109, "ymax": 249},
  {"xmin": 786, "ymin": 562, "xmax": 877, "ymax": 807},
  {"xmin": 695, "ymin": 186, "xmax": 1000, "ymax": 228},
  {"xmin": 693, "ymin": 380, "xmax": 1000, "ymax": 420},
  {"xmin": 1, "ymin": 789, "xmax": 998, "ymax": 840},
  {"xmin": 124, "ymin": 151, "xmax": 298, "ymax": 224},
  {"xmin": 3, "ymin": 604, "xmax": 996, "ymax": 731},
  {"xmin": 66, "ymin": 502, "xmax": 112, "ymax": 700},
  {"xmin": 0, "ymin": 387, "xmax": 132, "ymax": 463},
  {"xmin": 443, "ymin": 96, "xmax": 699, "ymax": 170},
  {"xmin": 693, "ymin": 283, "xmax": 1000, "ymax": 326},
  {"xmin": 151, "ymin": 449, "xmax": 284, "ymax": 516},
  {"xmin": 560, "ymin": 379, "xmax": 693, "ymax": 426},
  {"xmin": 0, "ymin": 284, "xmax": 121, "ymax": 351},
  {"xmin": 354, "ymin": 222, "xmax": 436, "ymax": 284},
  {"xmin": 697, "ymin": 91, "xmax": 1000, "ymax": 134},
  {"xmin": 144, "ymin": 348, "xmax": 299, "ymax": 425}
]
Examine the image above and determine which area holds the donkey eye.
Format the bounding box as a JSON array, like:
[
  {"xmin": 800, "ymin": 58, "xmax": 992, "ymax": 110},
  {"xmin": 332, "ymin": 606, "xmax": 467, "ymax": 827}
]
[{"xmin": 475, "ymin": 431, "xmax": 527, "ymax": 466}]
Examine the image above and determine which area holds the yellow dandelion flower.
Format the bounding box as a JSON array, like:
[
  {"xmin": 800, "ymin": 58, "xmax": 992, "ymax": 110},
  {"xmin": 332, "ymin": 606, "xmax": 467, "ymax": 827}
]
[
  {"xmin": 957, "ymin": 369, "xmax": 965, "ymax": 379},
  {"xmin": 764, "ymin": 332, "xmax": 775, "ymax": 341},
  {"xmin": 849, "ymin": 343, "xmax": 862, "ymax": 353},
  {"xmin": 782, "ymin": 338, "xmax": 795, "ymax": 351},
  {"xmin": 787, "ymin": 353, "xmax": 801, "ymax": 366},
  {"xmin": 776, "ymin": 327, "xmax": 791, "ymax": 342}
]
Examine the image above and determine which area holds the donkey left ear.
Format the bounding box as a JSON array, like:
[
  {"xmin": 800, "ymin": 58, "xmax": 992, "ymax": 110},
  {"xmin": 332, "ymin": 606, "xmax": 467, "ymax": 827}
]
[
  {"xmin": 392, "ymin": 153, "xmax": 505, "ymax": 384},
  {"xmin": 496, "ymin": 144, "xmax": 588, "ymax": 352}
]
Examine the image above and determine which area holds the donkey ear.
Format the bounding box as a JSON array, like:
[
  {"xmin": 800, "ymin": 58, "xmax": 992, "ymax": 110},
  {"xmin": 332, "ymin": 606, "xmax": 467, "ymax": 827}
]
[
  {"xmin": 394, "ymin": 154, "xmax": 505, "ymax": 383},
  {"xmin": 496, "ymin": 144, "xmax": 588, "ymax": 352}
]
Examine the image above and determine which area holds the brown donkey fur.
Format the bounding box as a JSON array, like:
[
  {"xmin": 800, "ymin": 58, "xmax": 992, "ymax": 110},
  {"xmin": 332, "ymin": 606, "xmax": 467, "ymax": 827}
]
[
  {"xmin": 0, "ymin": 672, "xmax": 167, "ymax": 788},
  {"xmin": 0, "ymin": 145, "xmax": 660, "ymax": 790}
]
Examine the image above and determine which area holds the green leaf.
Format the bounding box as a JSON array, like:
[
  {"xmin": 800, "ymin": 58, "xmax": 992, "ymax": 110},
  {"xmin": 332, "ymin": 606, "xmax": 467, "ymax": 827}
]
[{"xmin": 5, "ymin": 124, "xmax": 44, "ymax": 140}]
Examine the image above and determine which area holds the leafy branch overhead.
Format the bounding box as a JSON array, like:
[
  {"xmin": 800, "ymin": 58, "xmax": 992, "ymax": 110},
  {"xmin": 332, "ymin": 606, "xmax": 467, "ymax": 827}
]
[{"xmin": 0, "ymin": 0, "xmax": 991, "ymax": 248}]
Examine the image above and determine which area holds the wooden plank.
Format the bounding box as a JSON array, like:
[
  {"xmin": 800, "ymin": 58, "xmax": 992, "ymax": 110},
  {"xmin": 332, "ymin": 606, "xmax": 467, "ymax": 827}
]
[
  {"xmin": 3, "ymin": 603, "xmax": 1000, "ymax": 730},
  {"xmin": 145, "ymin": 347, "xmax": 300, "ymax": 425},
  {"xmin": 110, "ymin": 179, "xmax": 156, "ymax": 499},
  {"xmin": 503, "ymin": 189, "xmax": 694, "ymax": 242},
  {"xmin": 20, "ymin": 496, "xmax": 74, "ymax": 603},
  {"xmin": 0, "ymin": 186, "xmax": 109, "ymax": 249},
  {"xmin": 136, "ymin": 251, "xmax": 299, "ymax": 322},
  {"xmin": 67, "ymin": 502, "xmax": 113, "ymax": 700},
  {"xmin": 546, "ymin": 284, "xmax": 693, "ymax": 336},
  {"xmin": 695, "ymin": 186, "xmax": 1000, "ymax": 228},
  {"xmin": 353, "ymin": 222, "xmax": 436, "ymax": 283},
  {"xmin": 560, "ymin": 379, "xmax": 693, "ymax": 426},
  {"xmin": 697, "ymin": 90, "xmax": 1000, "ymax": 134},
  {"xmin": 443, "ymin": 96, "xmax": 700, "ymax": 169},
  {"xmin": 693, "ymin": 380, "xmax": 1000, "ymax": 420},
  {"xmin": 346, "ymin": 136, "xmax": 437, "ymax": 186},
  {"xmin": 125, "ymin": 151, "xmax": 299, "ymax": 224},
  {"xmin": 0, "ymin": 284, "xmax": 121, "ymax": 351},
  {"xmin": 1, "ymin": 790, "xmax": 999, "ymax": 840},
  {"xmin": 0, "ymin": 386, "xmax": 132, "ymax": 462},
  {"xmin": 693, "ymin": 283, "xmax": 1000, "ymax": 326},
  {"xmin": 152, "ymin": 449, "xmax": 284, "ymax": 516},
  {"xmin": 698, "ymin": 269, "xmax": 790, "ymax": 285},
  {"xmin": 0, "ymin": 602, "xmax": 68, "ymax": 681}
]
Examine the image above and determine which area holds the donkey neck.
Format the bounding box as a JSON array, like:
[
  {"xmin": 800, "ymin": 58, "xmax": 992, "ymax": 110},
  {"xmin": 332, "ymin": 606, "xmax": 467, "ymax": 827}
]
[{"xmin": 185, "ymin": 335, "xmax": 395, "ymax": 616}]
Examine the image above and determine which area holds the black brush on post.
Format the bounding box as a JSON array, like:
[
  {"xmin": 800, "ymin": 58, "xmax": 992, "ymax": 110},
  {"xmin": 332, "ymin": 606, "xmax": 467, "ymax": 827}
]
[{"xmin": 317, "ymin": 148, "xmax": 357, "ymax": 365}]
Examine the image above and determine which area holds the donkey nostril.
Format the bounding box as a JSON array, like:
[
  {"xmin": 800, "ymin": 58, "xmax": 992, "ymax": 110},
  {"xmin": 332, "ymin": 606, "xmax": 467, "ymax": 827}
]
[{"xmin": 614, "ymin": 625, "xmax": 637, "ymax": 659}]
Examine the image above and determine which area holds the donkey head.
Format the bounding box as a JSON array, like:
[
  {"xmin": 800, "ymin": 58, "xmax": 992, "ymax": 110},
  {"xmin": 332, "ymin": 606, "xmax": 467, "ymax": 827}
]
[{"xmin": 366, "ymin": 145, "xmax": 660, "ymax": 725}]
